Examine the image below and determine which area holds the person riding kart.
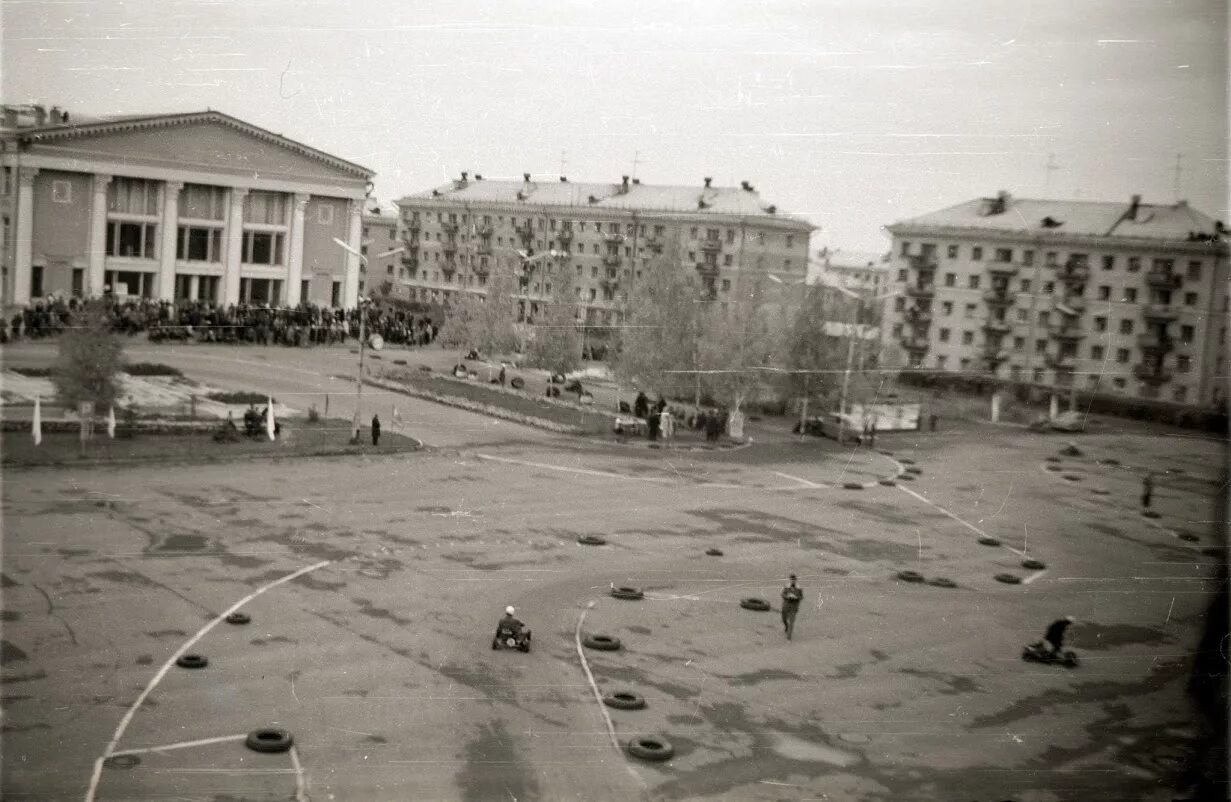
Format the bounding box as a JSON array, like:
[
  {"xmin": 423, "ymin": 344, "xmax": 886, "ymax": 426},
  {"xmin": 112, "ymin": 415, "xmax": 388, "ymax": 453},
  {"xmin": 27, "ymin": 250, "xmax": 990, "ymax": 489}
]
[
  {"xmin": 1045, "ymin": 615, "xmax": 1075, "ymax": 656},
  {"xmin": 492, "ymin": 606, "xmax": 531, "ymax": 651}
]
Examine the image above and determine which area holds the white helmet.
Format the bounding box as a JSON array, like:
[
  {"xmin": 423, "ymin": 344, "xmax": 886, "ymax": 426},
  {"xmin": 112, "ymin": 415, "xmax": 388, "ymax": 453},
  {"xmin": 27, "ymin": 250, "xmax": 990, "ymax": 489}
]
[{"xmin": 506, "ymin": 606, "xmax": 515, "ymax": 615}]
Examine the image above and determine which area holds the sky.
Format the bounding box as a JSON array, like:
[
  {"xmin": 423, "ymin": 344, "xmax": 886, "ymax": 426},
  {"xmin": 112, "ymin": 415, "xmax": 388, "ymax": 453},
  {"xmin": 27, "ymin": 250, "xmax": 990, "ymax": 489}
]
[{"xmin": 3, "ymin": 0, "xmax": 1226, "ymax": 252}]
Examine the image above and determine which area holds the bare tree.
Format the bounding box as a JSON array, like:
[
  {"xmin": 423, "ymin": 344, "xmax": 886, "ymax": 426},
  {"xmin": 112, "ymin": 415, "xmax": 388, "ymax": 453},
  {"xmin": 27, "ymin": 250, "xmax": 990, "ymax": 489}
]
[
  {"xmin": 438, "ymin": 258, "xmax": 519, "ymax": 357},
  {"xmin": 525, "ymin": 258, "xmax": 582, "ymax": 376},
  {"xmin": 53, "ymin": 300, "xmax": 124, "ymax": 413},
  {"xmin": 700, "ymin": 273, "xmax": 781, "ymax": 415},
  {"xmin": 612, "ymin": 240, "xmax": 708, "ymax": 402},
  {"xmin": 782, "ymin": 283, "xmax": 851, "ymax": 428}
]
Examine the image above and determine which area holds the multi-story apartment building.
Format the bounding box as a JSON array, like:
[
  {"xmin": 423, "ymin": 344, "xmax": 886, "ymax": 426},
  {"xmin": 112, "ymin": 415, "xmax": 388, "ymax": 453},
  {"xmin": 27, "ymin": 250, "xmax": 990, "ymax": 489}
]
[
  {"xmin": 0, "ymin": 104, "xmax": 373, "ymax": 309},
  {"xmin": 394, "ymin": 173, "xmax": 814, "ymax": 330},
  {"xmin": 809, "ymin": 247, "xmax": 890, "ymax": 298},
  {"xmin": 884, "ymin": 192, "xmax": 1229, "ymax": 406},
  {"xmin": 359, "ymin": 201, "xmax": 401, "ymax": 297}
]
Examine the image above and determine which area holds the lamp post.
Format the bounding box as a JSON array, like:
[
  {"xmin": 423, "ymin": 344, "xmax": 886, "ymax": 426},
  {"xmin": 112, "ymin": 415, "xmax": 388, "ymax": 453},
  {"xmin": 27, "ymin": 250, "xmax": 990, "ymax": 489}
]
[{"xmin": 333, "ymin": 238, "xmax": 404, "ymax": 435}]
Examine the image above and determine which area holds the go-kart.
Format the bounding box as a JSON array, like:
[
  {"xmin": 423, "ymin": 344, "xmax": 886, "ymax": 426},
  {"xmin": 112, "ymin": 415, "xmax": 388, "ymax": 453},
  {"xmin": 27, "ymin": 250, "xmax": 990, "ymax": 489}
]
[
  {"xmin": 1022, "ymin": 640, "xmax": 1079, "ymax": 668},
  {"xmin": 491, "ymin": 623, "xmax": 531, "ymax": 652}
]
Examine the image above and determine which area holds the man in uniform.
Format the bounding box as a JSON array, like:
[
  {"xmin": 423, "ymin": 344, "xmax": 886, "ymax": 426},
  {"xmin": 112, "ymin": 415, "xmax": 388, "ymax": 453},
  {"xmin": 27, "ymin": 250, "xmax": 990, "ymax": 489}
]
[{"xmin": 781, "ymin": 574, "xmax": 803, "ymax": 640}]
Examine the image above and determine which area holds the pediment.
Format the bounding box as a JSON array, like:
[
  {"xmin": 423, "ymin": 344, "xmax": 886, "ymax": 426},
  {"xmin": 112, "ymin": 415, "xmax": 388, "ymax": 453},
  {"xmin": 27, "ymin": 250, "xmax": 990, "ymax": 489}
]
[{"xmin": 23, "ymin": 112, "xmax": 372, "ymax": 185}]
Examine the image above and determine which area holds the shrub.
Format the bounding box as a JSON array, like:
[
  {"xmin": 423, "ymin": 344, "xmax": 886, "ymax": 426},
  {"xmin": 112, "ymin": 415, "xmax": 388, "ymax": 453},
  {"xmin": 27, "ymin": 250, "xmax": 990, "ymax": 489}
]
[
  {"xmin": 54, "ymin": 301, "xmax": 123, "ymax": 411},
  {"xmin": 307, "ymin": 404, "xmax": 320, "ymax": 423},
  {"xmin": 207, "ymin": 391, "xmax": 270, "ymax": 405},
  {"xmin": 10, "ymin": 367, "xmax": 52, "ymax": 377},
  {"xmin": 124, "ymin": 362, "xmax": 183, "ymax": 377}
]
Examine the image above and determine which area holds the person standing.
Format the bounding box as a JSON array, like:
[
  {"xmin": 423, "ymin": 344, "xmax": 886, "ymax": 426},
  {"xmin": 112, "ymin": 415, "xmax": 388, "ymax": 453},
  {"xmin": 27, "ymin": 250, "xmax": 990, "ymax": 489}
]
[
  {"xmin": 499, "ymin": 365, "xmax": 507, "ymax": 388},
  {"xmin": 1142, "ymin": 473, "xmax": 1154, "ymax": 510},
  {"xmin": 781, "ymin": 574, "xmax": 803, "ymax": 640},
  {"xmin": 371, "ymin": 414, "xmax": 381, "ymax": 446}
]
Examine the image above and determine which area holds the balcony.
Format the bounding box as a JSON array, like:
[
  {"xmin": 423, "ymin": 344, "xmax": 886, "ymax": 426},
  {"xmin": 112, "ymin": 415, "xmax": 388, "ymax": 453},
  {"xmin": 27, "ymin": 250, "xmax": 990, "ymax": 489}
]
[
  {"xmin": 983, "ymin": 289, "xmax": 1014, "ymax": 307},
  {"xmin": 473, "ymin": 262, "xmax": 490, "ymax": 277},
  {"xmin": 982, "ymin": 319, "xmax": 1011, "ymax": 335},
  {"xmin": 908, "ymin": 254, "xmax": 937, "ymax": 273},
  {"xmin": 983, "ymin": 348, "xmax": 1010, "ymax": 366},
  {"xmin": 603, "ymin": 253, "xmax": 623, "ymax": 268},
  {"xmin": 986, "ymin": 261, "xmax": 1019, "ymax": 278},
  {"xmin": 442, "ymin": 240, "xmax": 457, "ymax": 255},
  {"xmin": 1054, "ymin": 296, "xmax": 1085, "ymax": 316},
  {"xmin": 1060, "ymin": 265, "xmax": 1089, "ymax": 285},
  {"xmin": 400, "ymin": 254, "xmax": 418, "ymax": 269},
  {"xmin": 441, "ymin": 221, "xmax": 459, "ymax": 234},
  {"xmin": 600, "ymin": 277, "xmax": 620, "ymax": 294},
  {"xmin": 556, "ymin": 228, "xmax": 573, "ymax": 242},
  {"xmin": 1133, "ymin": 362, "xmax": 1172, "ymax": 385},
  {"xmin": 1044, "ymin": 353, "xmax": 1077, "ymax": 371},
  {"xmin": 905, "ymin": 307, "xmax": 932, "ymax": 326},
  {"xmin": 1146, "ymin": 271, "xmax": 1182, "ymax": 291},
  {"xmin": 604, "ymin": 231, "xmax": 626, "ymax": 245},
  {"xmin": 900, "ymin": 336, "xmax": 930, "ymax": 353},
  {"xmin": 477, "ymin": 242, "xmax": 493, "ymax": 256},
  {"xmin": 406, "ymin": 218, "xmax": 422, "ymax": 232},
  {"xmin": 1136, "ymin": 333, "xmax": 1173, "ymax": 353},
  {"xmin": 905, "ymin": 283, "xmax": 935, "ymax": 299},
  {"xmin": 403, "ymin": 231, "xmax": 421, "ymax": 248},
  {"xmin": 695, "ymin": 262, "xmax": 718, "ymax": 279},
  {"xmin": 701, "ymin": 238, "xmax": 722, "ymax": 252},
  {"xmin": 1048, "ymin": 322, "xmax": 1084, "ymax": 342},
  {"xmin": 515, "ymin": 224, "xmax": 535, "ymax": 242},
  {"xmin": 1143, "ymin": 304, "xmax": 1178, "ymax": 323},
  {"xmin": 475, "ymin": 224, "xmax": 493, "ymax": 237}
]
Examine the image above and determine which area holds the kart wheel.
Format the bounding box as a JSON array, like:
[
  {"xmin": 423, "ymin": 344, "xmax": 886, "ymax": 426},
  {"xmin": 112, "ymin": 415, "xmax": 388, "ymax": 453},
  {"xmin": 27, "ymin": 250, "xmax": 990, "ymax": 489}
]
[
  {"xmin": 176, "ymin": 654, "xmax": 208, "ymax": 669},
  {"xmin": 603, "ymin": 690, "xmax": 646, "ymax": 710},
  {"xmin": 245, "ymin": 728, "xmax": 293, "ymax": 754},
  {"xmin": 739, "ymin": 597, "xmax": 771, "ymax": 612},
  {"xmin": 627, "ymin": 735, "xmax": 674, "ymax": 762},
  {"xmin": 583, "ymin": 634, "xmax": 622, "ymax": 651}
]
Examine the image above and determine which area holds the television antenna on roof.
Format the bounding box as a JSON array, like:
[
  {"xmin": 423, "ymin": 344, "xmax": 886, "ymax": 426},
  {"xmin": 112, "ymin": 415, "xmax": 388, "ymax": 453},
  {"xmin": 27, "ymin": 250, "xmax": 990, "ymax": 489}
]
[{"xmin": 1043, "ymin": 153, "xmax": 1061, "ymax": 195}]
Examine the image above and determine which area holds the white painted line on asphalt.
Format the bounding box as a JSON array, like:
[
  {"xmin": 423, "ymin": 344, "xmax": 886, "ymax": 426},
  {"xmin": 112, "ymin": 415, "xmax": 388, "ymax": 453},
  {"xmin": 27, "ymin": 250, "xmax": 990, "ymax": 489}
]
[
  {"xmin": 1022, "ymin": 570, "xmax": 1048, "ymax": 585},
  {"xmin": 574, "ymin": 602, "xmax": 645, "ymax": 785},
  {"xmin": 772, "ymin": 471, "xmax": 826, "ymax": 489},
  {"xmin": 894, "ymin": 484, "xmax": 1026, "ymax": 557},
  {"xmin": 477, "ymin": 453, "xmax": 674, "ymax": 484},
  {"xmin": 108, "ymin": 733, "xmax": 247, "ymax": 757},
  {"xmin": 289, "ymin": 744, "xmax": 308, "ymax": 802},
  {"xmin": 85, "ymin": 559, "xmax": 332, "ymax": 802}
]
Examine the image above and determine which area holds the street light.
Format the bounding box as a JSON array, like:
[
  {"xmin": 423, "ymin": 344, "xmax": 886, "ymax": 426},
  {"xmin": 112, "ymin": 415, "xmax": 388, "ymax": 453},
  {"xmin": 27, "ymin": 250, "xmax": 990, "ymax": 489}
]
[{"xmin": 333, "ymin": 237, "xmax": 405, "ymax": 436}]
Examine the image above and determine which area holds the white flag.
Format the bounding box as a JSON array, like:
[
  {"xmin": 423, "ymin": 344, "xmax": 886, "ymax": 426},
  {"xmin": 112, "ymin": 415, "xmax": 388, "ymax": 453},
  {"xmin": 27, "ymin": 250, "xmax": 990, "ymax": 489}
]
[
  {"xmin": 32, "ymin": 395, "xmax": 42, "ymax": 446},
  {"xmin": 392, "ymin": 405, "xmax": 403, "ymax": 428},
  {"xmin": 107, "ymin": 405, "xmax": 117, "ymax": 439},
  {"xmin": 266, "ymin": 397, "xmax": 276, "ymax": 441}
]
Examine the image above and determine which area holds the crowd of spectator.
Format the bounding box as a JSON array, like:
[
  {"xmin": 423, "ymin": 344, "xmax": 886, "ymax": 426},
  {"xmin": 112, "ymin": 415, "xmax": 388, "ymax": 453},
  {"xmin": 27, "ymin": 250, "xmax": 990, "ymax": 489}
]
[{"xmin": 4, "ymin": 297, "xmax": 440, "ymax": 348}]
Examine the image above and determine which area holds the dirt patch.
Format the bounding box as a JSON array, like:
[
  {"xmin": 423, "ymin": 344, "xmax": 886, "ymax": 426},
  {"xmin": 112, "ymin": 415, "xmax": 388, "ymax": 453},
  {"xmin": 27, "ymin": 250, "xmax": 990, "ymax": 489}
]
[
  {"xmin": 1079, "ymin": 623, "xmax": 1171, "ymax": 650},
  {"xmin": 899, "ymin": 667, "xmax": 983, "ymax": 695},
  {"xmin": 1, "ymin": 641, "xmax": 28, "ymax": 663},
  {"xmin": 725, "ymin": 668, "xmax": 805, "ymax": 686},
  {"xmin": 458, "ymin": 720, "xmax": 540, "ymax": 802},
  {"xmin": 156, "ymin": 534, "xmax": 210, "ymax": 552}
]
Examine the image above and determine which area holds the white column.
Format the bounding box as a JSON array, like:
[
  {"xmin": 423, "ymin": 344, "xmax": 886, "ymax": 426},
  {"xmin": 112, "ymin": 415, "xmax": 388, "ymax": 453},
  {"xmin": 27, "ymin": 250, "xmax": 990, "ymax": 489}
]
[
  {"xmin": 87, "ymin": 173, "xmax": 111, "ymax": 297},
  {"xmin": 12, "ymin": 168, "xmax": 37, "ymax": 305},
  {"xmin": 158, "ymin": 181, "xmax": 183, "ymax": 301},
  {"xmin": 189, "ymin": 274, "xmax": 199, "ymax": 301},
  {"xmin": 223, "ymin": 187, "xmax": 248, "ymax": 305},
  {"xmin": 343, "ymin": 199, "xmax": 362, "ymax": 308},
  {"xmin": 286, "ymin": 193, "xmax": 309, "ymax": 306}
]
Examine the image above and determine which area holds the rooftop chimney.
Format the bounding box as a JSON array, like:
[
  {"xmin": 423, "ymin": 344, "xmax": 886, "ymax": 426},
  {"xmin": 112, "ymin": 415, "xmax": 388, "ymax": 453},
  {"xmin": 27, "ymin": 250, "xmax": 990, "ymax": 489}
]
[
  {"xmin": 461, "ymin": 171, "xmax": 468, "ymax": 181},
  {"xmin": 632, "ymin": 178, "xmax": 640, "ymax": 185},
  {"xmin": 620, "ymin": 175, "xmax": 629, "ymax": 194},
  {"xmin": 475, "ymin": 174, "xmax": 483, "ymax": 180},
  {"xmin": 995, "ymin": 190, "xmax": 1010, "ymax": 213},
  {"xmin": 2, "ymin": 108, "xmax": 16, "ymax": 128},
  {"xmin": 703, "ymin": 177, "xmax": 712, "ymax": 189},
  {"xmin": 32, "ymin": 105, "xmax": 46, "ymax": 127},
  {"xmin": 560, "ymin": 176, "xmax": 568, "ymax": 182},
  {"xmin": 1128, "ymin": 194, "xmax": 1142, "ymax": 221},
  {"xmin": 523, "ymin": 172, "xmax": 531, "ymax": 182}
]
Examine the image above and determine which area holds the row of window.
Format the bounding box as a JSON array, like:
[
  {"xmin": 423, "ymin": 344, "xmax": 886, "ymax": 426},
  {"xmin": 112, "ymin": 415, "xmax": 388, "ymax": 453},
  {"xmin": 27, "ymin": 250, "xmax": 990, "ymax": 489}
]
[
  {"xmin": 408, "ymin": 211, "xmax": 799, "ymax": 248},
  {"xmin": 106, "ymin": 220, "xmax": 286, "ymax": 265},
  {"xmin": 915, "ymin": 358, "xmax": 1192, "ymax": 402},
  {"xmin": 905, "ymin": 322, "xmax": 1201, "ymax": 358},
  {"xmin": 902, "ymin": 240, "xmax": 1207, "ymax": 278},
  {"xmin": 895, "ymin": 275, "xmax": 1220, "ymax": 310}
]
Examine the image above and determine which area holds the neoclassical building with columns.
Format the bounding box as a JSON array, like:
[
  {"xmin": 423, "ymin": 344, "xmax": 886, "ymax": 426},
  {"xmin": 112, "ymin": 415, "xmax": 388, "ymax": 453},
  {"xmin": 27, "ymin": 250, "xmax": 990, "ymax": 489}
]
[{"xmin": 0, "ymin": 105, "xmax": 374, "ymax": 309}]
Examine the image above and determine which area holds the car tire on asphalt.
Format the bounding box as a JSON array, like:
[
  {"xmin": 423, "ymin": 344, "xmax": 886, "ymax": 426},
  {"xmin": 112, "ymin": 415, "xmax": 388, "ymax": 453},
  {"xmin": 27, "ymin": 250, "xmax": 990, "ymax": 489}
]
[
  {"xmin": 611, "ymin": 586, "xmax": 644, "ymax": 601},
  {"xmin": 176, "ymin": 654, "xmax": 208, "ymax": 669},
  {"xmin": 927, "ymin": 577, "xmax": 957, "ymax": 588},
  {"xmin": 904, "ymin": 467, "xmax": 922, "ymax": 475},
  {"xmin": 583, "ymin": 634, "xmax": 622, "ymax": 651},
  {"xmin": 627, "ymin": 736, "xmax": 674, "ymax": 762},
  {"xmin": 897, "ymin": 570, "xmax": 925, "ymax": 583},
  {"xmin": 898, "ymin": 458, "xmax": 915, "ymax": 465},
  {"xmin": 842, "ymin": 482, "xmax": 864, "ymax": 490},
  {"xmin": 994, "ymin": 573, "xmax": 1022, "ymax": 584},
  {"xmin": 225, "ymin": 612, "xmax": 251, "ymax": 625},
  {"xmin": 878, "ymin": 479, "xmax": 896, "ymax": 486},
  {"xmin": 705, "ymin": 548, "xmax": 724, "ymax": 556},
  {"xmin": 105, "ymin": 755, "xmax": 141, "ymax": 770},
  {"xmin": 739, "ymin": 597, "xmax": 771, "ymax": 611},
  {"xmin": 603, "ymin": 691, "xmax": 647, "ymax": 710},
  {"xmin": 245, "ymin": 728, "xmax": 294, "ymax": 754},
  {"xmin": 577, "ymin": 535, "xmax": 607, "ymax": 546},
  {"xmin": 1021, "ymin": 559, "xmax": 1046, "ymax": 570},
  {"xmin": 977, "ymin": 537, "xmax": 1001, "ymax": 547}
]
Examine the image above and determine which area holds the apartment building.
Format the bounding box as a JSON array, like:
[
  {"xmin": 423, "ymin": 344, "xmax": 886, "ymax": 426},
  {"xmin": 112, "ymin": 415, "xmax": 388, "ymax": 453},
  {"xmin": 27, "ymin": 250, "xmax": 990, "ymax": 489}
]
[
  {"xmin": 359, "ymin": 201, "xmax": 402, "ymax": 297},
  {"xmin": 884, "ymin": 192, "xmax": 1229, "ymax": 406},
  {"xmin": 394, "ymin": 173, "xmax": 814, "ymax": 330},
  {"xmin": 809, "ymin": 247, "xmax": 890, "ymax": 297},
  {"xmin": 0, "ymin": 104, "xmax": 373, "ymax": 309}
]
